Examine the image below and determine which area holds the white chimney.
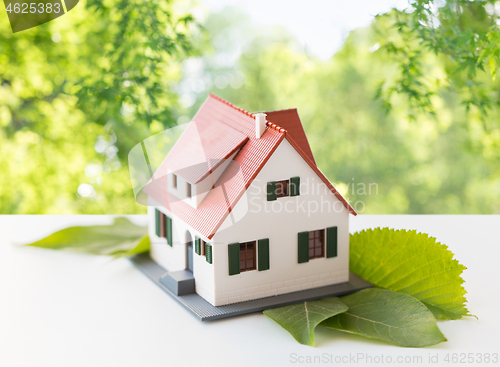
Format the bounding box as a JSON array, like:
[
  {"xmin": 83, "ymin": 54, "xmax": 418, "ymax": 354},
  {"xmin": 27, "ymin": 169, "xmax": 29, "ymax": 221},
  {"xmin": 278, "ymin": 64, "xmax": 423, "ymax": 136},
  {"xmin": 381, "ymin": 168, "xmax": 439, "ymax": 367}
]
[{"xmin": 255, "ymin": 113, "xmax": 267, "ymax": 138}]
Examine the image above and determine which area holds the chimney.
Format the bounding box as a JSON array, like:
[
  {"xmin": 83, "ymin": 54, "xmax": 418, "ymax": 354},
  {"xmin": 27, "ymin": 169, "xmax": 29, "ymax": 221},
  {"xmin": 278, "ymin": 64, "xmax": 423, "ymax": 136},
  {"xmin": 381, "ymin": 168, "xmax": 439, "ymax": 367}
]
[{"xmin": 255, "ymin": 113, "xmax": 267, "ymax": 139}]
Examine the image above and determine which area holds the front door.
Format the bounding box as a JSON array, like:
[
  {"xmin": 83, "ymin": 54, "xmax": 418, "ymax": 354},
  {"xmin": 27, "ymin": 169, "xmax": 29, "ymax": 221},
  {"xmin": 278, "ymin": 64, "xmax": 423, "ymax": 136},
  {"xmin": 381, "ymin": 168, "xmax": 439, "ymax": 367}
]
[{"xmin": 186, "ymin": 231, "xmax": 193, "ymax": 272}]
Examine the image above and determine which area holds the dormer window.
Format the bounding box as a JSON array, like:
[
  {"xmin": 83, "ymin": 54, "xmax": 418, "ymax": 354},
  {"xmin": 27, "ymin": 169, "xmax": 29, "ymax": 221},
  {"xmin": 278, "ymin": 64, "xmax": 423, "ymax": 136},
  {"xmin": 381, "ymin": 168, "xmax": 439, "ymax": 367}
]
[{"xmin": 167, "ymin": 172, "xmax": 197, "ymax": 206}]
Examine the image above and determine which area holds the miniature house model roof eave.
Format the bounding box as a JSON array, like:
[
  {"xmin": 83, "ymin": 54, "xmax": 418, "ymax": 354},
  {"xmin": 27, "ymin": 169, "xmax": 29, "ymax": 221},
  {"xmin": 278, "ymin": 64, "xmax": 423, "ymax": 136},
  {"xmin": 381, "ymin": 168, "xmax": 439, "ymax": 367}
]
[{"xmin": 143, "ymin": 94, "xmax": 357, "ymax": 240}]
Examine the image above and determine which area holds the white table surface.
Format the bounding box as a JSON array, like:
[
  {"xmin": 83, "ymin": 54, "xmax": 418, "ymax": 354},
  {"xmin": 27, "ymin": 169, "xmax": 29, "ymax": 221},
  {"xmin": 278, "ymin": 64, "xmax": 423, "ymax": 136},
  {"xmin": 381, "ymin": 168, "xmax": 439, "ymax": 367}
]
[{"xmin": 0, "ymin": 215, "xmax": 498, "ymax": 367}]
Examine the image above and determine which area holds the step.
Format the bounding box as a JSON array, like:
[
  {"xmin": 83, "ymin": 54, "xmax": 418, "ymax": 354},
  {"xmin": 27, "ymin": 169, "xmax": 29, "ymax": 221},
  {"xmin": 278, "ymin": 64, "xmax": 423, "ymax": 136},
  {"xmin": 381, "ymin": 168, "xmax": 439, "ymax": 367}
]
[{"xmin": 159, "ymin": 270, "xmax": 195, "ymax": 296}]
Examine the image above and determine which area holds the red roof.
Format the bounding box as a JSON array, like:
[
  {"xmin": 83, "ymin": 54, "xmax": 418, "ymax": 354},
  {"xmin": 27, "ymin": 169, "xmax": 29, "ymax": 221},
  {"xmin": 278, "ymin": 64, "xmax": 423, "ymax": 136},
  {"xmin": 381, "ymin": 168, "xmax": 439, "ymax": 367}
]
[
  {"xmin": 152, "ymin": 119, "xmax": 248, "ymax": 184},
  {"xmin": 144, "ymin": 94, "xmax": 355, "ymax": 239},
  {"xmin": 265, "ymin": 109, "xmax": 316, "ymax": 164}
]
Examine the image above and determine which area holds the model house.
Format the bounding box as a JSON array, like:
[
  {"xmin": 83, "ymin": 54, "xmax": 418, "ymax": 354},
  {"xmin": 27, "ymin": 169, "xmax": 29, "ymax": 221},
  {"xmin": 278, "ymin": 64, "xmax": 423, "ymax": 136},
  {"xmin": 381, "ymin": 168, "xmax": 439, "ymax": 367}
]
[{"xmin": 143, "ymin": 94, "xmax": 357, "ymax": 307}]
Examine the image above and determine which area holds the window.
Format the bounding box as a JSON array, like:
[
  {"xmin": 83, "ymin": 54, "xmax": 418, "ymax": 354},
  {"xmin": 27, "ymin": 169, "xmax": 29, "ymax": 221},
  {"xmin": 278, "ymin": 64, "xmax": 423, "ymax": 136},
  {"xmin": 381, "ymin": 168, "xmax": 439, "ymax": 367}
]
[
  {"xmin": 155, "ymin": 209, "xmax": 173, "ymax": 246},
  {"xmin": 228, "ymin": 239, "xmax": 269, "ymax": 275},
  {"xmin": 309, "ymin": 229, "xmax": 325, "ymax": 259},
  {"xmin": 267, "ymin": 177, "xmax": 300, "ymax": 201},
  {"xmin": 160, "ymin": 213, "xmax": 166, "ymax": 238},
  {"xmin": 240, "ymin": 241, "xmax": 256, "ymax": 272},
  {"xmin": 186, "ymin": 182, "xmax": 192, "ymax": 198},
  {"xmin": 276, "ymin": 179, "xmax": 289, "ymax": 198},
  {"xmin": 196, "ymin": 237, "xmax": 207, "ymax": 256},
  {"xmin": 172, "ymin": 173, "xmax": 177, "ymax": 189},
  {"xmin": 155, "ymin": 209, "xmax": 166, "ymax": 238}
]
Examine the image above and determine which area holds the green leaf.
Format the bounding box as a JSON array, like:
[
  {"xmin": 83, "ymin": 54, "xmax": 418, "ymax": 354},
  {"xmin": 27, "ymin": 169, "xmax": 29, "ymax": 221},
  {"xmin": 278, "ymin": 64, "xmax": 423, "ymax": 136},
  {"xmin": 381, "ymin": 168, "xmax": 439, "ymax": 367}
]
[
  {"xmin": 25, "ymin": 217, "xmax": 149, "ymax": 258},
  {"xmin": 350, "ymin": 228, "xmax": 470, "ymax": 320},
  {"xmin": 321, "ymin": 288, "xmax": 447, "ymax": 347},
  {"xmin": 112, "ymin": 234, "xmax": 151, "ymax": 258},
  {"xmin": 264, "ymin": 297, "xmax": 348, "ymax": 346}
]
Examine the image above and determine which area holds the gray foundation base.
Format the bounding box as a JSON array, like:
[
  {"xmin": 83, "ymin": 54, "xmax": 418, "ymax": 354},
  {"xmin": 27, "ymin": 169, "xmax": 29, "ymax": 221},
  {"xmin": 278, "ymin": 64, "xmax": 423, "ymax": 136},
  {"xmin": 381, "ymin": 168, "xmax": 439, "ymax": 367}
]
[{"xmin": 130, "ymin": 253, "xmax": 373, "ymax": 321}]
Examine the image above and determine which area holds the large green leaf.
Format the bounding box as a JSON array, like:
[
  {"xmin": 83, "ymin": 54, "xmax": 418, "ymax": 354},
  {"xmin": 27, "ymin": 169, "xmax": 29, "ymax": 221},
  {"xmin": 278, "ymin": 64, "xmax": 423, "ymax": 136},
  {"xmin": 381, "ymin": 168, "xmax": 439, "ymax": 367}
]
[
  {"xmin": 264, "ymin": 297, "xmax": 348, "ymax": 346},
  {"xmin": 25, "ymin": 217, "xmax": 149, "ymax": 258},
  {"xmin": 321, "ymin": 288, "xmax": 447, "ymax": 347},
  {"xmin": 350, "ymin": 228, "xmax": 470, "ymax": 320}
]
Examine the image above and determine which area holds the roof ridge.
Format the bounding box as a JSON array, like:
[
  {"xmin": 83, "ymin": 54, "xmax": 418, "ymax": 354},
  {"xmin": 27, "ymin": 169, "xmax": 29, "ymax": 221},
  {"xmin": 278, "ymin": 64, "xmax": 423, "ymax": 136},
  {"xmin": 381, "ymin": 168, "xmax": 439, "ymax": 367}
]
[
  {"xmin": 209, "ymin": 94, "xmax": 255, "ymax": 118},
  {"xmin": 266, "ymin": 107, "xmax": 297, "ymax": 113},
  {"xmin": 209, "ymin": 94, "xmax": 287, "ymax": 134},
  {"xmin": 266, "ymin": 121, "xmax": 287, "ymax": 133}
]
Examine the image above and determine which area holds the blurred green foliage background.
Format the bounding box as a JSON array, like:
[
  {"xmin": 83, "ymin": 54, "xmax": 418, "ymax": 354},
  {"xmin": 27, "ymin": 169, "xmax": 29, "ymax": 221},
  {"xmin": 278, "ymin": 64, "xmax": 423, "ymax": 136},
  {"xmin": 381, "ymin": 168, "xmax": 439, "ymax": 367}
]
[{"xmin": 1, "ymin": 0, "xmax": 499, "ymax": 214}]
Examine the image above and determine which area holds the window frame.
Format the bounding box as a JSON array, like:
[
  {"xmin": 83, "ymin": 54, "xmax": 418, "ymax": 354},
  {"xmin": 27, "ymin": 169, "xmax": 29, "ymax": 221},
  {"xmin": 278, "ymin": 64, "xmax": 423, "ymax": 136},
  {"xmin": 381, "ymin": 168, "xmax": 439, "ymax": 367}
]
[
  {"xmin": 308, "ymin": 229, "xmax": 325, "ymax": 260},
  {"xmin": 172, "ymin": 173, "xmax": 177, "ymax": 189},
  {"xmin": 239, "ymin": 241, "xmax": 256, "ymax": 272},
  {"xmin": 186, "ymin": 182, "xmax": 192, "ymax": 198}
]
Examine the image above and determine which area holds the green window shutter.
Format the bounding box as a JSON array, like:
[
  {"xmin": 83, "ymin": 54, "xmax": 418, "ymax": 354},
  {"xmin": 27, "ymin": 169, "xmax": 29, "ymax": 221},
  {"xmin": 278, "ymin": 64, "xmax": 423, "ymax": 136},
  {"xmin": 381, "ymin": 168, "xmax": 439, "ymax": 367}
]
[
  {"xmin": 166, "ymin": 216, "xmax": 173, "ymax": 246},
  {"xmin": 195, "ymin": 237, "xmax": 201, "ymax": 255},
  {"xmin": 326, "ymin": 226, "xmax": 338, "ymax": 258},
  {"xmin": 155, "ymin": 209, "xmax": 160, "ymax": 237},
  {"xmin": 258, "ymin": 238, "xmax": 270, "ymax": 271},
  {"xmin": 228, "ymin": 243, "xmax": 240, "ymax": 275},
  {"xmin": 267, "ymin": 181, "xmax": 277, "ymax": 201},
  {"xmin": 206, "ymin": 244, "xmax": 213, "ymax": 264},
  {"xmin": 298, "ymin": 231, "xmax": 309, "ymax": 263},
  {"xmin": 290, "ymin": 176, "xmax": 300, "ymax": 196}
]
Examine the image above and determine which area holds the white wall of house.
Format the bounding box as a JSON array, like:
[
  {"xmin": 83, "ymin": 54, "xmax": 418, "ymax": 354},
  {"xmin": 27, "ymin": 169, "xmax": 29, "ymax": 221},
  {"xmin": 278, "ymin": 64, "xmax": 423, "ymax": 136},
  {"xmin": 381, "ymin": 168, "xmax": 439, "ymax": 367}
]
[
  {"xmin": 211, "ymin": 139, "xmax": 350, "ymax": 306},
  {"xmin": 148, "ymin": 203, "xmax": 185, "ymax": 272},
  {"xmin": 147, "ymin": 200, "xmax": 216, "ymax": 304}
]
